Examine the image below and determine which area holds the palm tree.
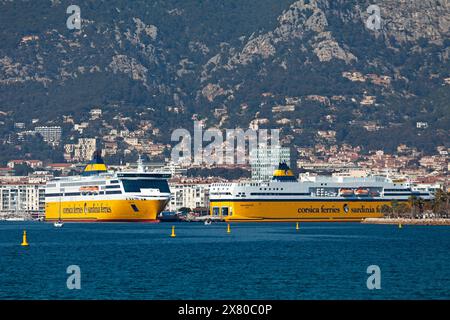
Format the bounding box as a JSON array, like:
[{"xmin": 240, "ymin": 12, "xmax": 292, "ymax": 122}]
[
  {"xmin": 417, "ymin": 197, "xmax": 425, "ymax": 218},
  {"xmin": 434, "ymin": 189, "xmax": 449, "ymax": 218},
  {"xmin": 381, "ymin": 204, "xmax": 392, "ymax": 218},
  {"xmin": 447, "ymin": 190, "xmax": 450, "ymax": 218},
  {"xmin": 408, "ymin": 195, "xmax": 418, "ymax": 219},
  {"xmin": 391, "ymin": 200, "xmax": 400, "ymax": 218}
]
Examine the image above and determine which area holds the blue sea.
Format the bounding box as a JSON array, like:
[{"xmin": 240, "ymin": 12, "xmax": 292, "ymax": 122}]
[{"xmin": 0, "ymin": 221, "xmax": 449, "ymax": 300}]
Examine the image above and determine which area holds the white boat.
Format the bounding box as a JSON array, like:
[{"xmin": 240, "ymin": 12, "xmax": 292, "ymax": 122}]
[
  {"xmin": 54, "ymin": 195, "xmax": 63, "ymax": 227},
  {"xmin": 4, "ymin": 217, "xmax": 25, "ymax": 221},
  {"xmin": 54, "ymin": 220, "xmax": 64, "ymax": 228}
]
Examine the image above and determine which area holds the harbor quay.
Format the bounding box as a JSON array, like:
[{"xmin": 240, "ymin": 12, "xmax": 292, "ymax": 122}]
[{"xmin": 362, "ymin": 218, "xmax": 450, "ymax": 226}]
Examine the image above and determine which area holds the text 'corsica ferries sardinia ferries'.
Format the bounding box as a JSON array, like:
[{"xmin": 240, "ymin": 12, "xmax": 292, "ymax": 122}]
[
  {"xmin": 45, "ymin": 153, "xmax": 171, "ymax": 222},
  {"xmin": 209, "ymin": 163, "xmax": 435, "ymax": 222}
]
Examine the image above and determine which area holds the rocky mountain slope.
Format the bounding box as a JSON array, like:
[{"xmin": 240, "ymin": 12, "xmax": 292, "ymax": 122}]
[{"xmin": 0, "ymin": 0, "xmax": 449, "ymax": 161}]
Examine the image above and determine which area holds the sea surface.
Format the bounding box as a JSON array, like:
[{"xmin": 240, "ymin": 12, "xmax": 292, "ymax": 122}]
[{"xmin": 0, "ymin": 221, "xmax": 449, "ymax": 300}]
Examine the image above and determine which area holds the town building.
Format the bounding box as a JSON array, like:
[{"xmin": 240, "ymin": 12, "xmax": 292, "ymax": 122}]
[
  {"xmin": 250, "ymin": 147, "xmax": 291, "ymax": 181},
  {"xmin": 167, "ymin": 183, "xmax": 210, "ymax": 212},
  {"xmin": 34, "ymin": 126, "xmax": 62, "ymax": 145},
  {"xmin": 64, "ymin": 138, "xmax": 97, "ymax": 162},
  {"xmin": 0, "ymin": 183, "xmax": 45, "ymax": 219},
  {"xmin": 7, "ymin": 160, "xmax": 43, "ymax": 169},
  {"xmin": 14, "ymin": 122, "xmax": 25, "ymax": 129},
  {"xmin": 89, "ymin": 108, "xmax": 102, "ymax": 120},
  {"xmin": 0, "ymin": 168, "xmax": 14, "ymax": 177},
  {"xmin": 146, "ymin": 161, "xmax": 187, "ymax": 177},
  {"xmin": 45, "ymin": 163, "xmax": 74, "ymax": 175}
]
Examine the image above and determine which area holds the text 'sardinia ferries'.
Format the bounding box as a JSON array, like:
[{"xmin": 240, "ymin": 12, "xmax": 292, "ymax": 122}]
[
  {"xmin": 45, "ymin": 153, "xmax": 171, "ymax": 222},
  {"xmin": 209, "ymin": 163, "xmax": 435, "ymax": 222}
]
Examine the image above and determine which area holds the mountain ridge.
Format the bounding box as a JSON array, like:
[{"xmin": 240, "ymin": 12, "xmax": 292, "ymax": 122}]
[{"xmin": 0, "ymin": 0, "xmax": 449, "ymax": 163}]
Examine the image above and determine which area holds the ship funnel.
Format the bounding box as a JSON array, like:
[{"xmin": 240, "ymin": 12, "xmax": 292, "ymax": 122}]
[
  {"xmin": 82, "ymin": 151, "xmax": 108, "ymax": 176},
  {"xmin": 272, "ymin": 162, "xmax": 297, "ymax": 182}
]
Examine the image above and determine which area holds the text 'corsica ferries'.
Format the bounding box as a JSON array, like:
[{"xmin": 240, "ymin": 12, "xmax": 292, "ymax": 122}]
[
  {"xmin": 209, "ymin": 163, "xmax": 435, "ymax": 222},
  {"xmin": 45, "ymin": 153, "xmax": 171, "ymax": 222}
]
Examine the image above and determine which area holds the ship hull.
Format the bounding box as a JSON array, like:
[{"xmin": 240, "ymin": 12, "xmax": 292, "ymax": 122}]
[
  {"xmin": 209, "ymin": 199, "xmax": 397, "ymax": 222},
  {"xmin": 45, "ymin": 199, "xmax": 168, "ymax": 222}
]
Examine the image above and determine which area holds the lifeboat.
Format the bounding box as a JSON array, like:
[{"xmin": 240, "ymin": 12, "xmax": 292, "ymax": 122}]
[
  {"xmin": 355, "ymin": 188, "xmax": 369, "ymax": 196},
  {"xmin": 79, "ymin": 186, "xmax": 100, "ymax": 195},
  {"xmin": 339, "ymin": 188, "xmax": 354, "ymax": 197},
  {"xmin": 79, "ymin": 186, "xmax": 99, "ymax": 192}
]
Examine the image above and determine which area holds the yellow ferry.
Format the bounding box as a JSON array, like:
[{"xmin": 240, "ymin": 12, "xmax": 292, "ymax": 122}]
[
  {"xmin": 209, "ymin": 163, "xmax": 434, "ymax": 222},
  {"xmin": 45, "ymin": 153, "xmax": 170, "ymax": 222}
]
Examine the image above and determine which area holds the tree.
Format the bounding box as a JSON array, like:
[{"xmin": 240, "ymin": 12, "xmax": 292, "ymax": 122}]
[
  {"xmin": 433, "ymin": 189, "xmax": 449, "ymax": 218},
  {"xmin": 417, "ymin": 197, "xmax": 425, "ymax": 217},
  {"xmin": 14, "ymin": 164, "xmax": 33, "ymax": 176},
  {"xmin": 397, "ymin": 203, "xmax": 410, "ymax": 217},
  {"xmin": 408, "ymin": 195, "xmax": 418, "ymax": 219},
  {"xmin": 391, "ymin": 200, "xmax": 400, "ymax": 218},
  {"xmin": 380, "ymin": 204, "xmax": 392, "ymax": 217}
]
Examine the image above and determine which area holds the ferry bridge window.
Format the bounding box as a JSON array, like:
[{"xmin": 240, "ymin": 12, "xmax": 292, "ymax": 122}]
[
  {"xmin": 222, "ymin": 207, "xmax": 229, "ymax": 216},
  {"xmin": 122, "ymin": 179, "xmax": 170, "ymax": 193},
  {"xmin": 212, "ymin": 207, "xmax": 219, "ymax": 216}
]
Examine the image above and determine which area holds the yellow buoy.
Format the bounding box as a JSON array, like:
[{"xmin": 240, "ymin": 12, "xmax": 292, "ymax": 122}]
[
  {"xmin": 227, "ymin": 223, "xmax": 231, "ymax": 234},
  {"xmin": 21, "ymin": 230, "xmax": 29, "ymax": 246},
  {"xmin": 170, "ymin": 226, "xmax": 176, "ymax": 237},
  {"xmin": 296, "ymin": 222, "xmax": 300, "ymax": 230}
]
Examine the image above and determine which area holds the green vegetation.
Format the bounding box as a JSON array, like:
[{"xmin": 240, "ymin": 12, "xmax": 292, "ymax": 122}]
[
  {"xmin": 0, "ymin": 0, "xmax": 448, "ymax": 163},
  {"xmin": 381, "ymin": 190, "xmax": 450, "ymax": 219}
]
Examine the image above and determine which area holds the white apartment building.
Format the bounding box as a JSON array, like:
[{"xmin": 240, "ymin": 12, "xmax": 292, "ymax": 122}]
[
  {"xmin": 147, "ymin": 162, "xmax": 187, "ymax": 177},
  {"xmin": 64, "ymin": 138, "xmax": 97, "ymax": 162},
  {"xmin": 35, "ymin": 126, "xmax": 62, "ymax": 145},
  {"xmin": 167, "ymin": 183, "xmax": 210, "ymax": 212},
  {"xmin": 250, "ymin": 147, "xmax": 291, "ymax": 181},
  {"xmin": 89, "ymin": 108, "xmax": 102, "ymax": 119},
  {"xmin": 75, "ymin": 138, "xmax": 97, "ymax": 162},
  {"xmin": 0, "ymin": 184, "xmax": 45, "ymax": 219}
]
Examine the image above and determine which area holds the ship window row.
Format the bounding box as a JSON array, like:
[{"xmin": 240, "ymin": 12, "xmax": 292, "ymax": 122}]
[
  {"xmin": 384, "ymin": 188, "xmax": 411, "ymax": 192},
  {"xmin": 105, "ymin": 185, "xmax": 121, "ymax": 189},
  {"xmin": 60, "ymin": 181, "xmax": 106, "ymax": 187},
  {"xmin": 45, "ymin": 193, "xmax": 62, "ymax": 197},
  {"xmin": 384, "ymin": 192, "xmax": 424, "ymax": 196},
  {"xmin": 211, "ymin": 207, "xmax": 232, "ymax": 217},
  {"xmin": 121, "ymin": 179, "xmax": 170, "ymax": 193},
  {"xmin": 210, "ymin": 192, "xmax": 232, "ymax": 196},
  {"xmin": 105, "ymin": 190, "xmax": 123, "ymax": 195},
  {"xmin": 45, "ymin": 190, "xmax": 122, "ymax": 197},
  {"xmin": 117, "ymin": 173, "xmax": 171, "ymax": 179},
  {"xmin": 250, "ymin": 192, "xmax": 310, "ymax": 196}
]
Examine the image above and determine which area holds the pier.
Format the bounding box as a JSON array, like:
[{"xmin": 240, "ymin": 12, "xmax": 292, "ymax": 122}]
[{"xmin": 362, "ymin": 218, "xmax": 450, "ymax": 226}]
